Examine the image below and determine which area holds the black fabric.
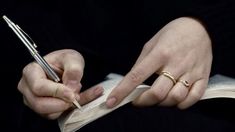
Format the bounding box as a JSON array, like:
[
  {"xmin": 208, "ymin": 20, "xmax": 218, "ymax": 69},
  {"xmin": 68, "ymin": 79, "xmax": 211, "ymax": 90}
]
[
  {"xmin": 14, "ymin": 101, "xmax": 235, "ymax": 132},
  {"xmin": 185, "ymin": 0, "xmax": 235, "ymax": 77},
  {"xmin": 0, "ymin": 0, "xmax": 235, "ymax": 132}
]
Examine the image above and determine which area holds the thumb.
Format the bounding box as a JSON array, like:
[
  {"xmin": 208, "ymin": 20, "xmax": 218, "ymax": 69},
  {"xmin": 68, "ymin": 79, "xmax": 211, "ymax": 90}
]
[
  {"xmin": 44, "ymin": 49, "xmax": 84, "ymax": 93},
  {"xmin": 62, "ymin": 55, "xmax": 84, "ymax": 93},
  {"xmin": 63, "ymin": 66, "xmax": 83, "ymax": 93},
  {"xmin": 58, "ymin": 50, "xmax": 84, "ymax": 93}
]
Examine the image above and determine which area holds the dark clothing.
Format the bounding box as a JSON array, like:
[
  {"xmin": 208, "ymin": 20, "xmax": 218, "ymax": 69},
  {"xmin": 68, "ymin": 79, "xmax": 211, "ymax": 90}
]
[{"xmin": 0, "ymin": 0, "xmax": 235, "ymax": 132}]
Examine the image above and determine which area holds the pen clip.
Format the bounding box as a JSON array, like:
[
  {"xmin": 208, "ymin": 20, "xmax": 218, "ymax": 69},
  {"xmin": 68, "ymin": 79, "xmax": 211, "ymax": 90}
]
[
  {"xmin": 16, "ymin": 25, "xmax": 37, "ymax": 48},
  {"xmin": 2, "ymin": 15, "xmax": 37, "ymax": 53}
]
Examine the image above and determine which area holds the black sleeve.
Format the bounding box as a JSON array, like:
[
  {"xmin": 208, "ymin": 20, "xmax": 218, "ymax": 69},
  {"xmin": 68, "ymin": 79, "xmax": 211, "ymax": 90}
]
[{"xmin": 186, "ymin": 0, "xmax": 235, "ymax": 77}]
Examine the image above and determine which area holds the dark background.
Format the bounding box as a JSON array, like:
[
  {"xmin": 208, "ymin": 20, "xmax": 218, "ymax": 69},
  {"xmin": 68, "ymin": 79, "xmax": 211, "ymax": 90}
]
[{"xmin": 0, "ymin": 0, "xmax": 235, "ymax": 131}]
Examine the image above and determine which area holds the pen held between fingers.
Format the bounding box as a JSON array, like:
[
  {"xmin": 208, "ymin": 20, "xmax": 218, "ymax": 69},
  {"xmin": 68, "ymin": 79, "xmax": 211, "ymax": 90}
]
[
  {"xmin": 72, "ymin": 100, "xmax": 82, "ymax": 109},
  {"xmin": 64, "ymin": 91, "xmax": 82, "ymax": 109},
  {"xmin": 53, "ymin": 85, "xmax": 82, "ymax": 109},
  {"xmin": 65, "ymin": 81, "xmax": 83, "ymax": 109}
]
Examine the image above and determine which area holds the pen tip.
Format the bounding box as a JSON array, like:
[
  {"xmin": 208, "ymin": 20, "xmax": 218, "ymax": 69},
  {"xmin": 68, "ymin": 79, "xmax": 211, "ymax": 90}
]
[{"xmin": 73, "ymin": 100, "xmax": 82, "ymax": 110}]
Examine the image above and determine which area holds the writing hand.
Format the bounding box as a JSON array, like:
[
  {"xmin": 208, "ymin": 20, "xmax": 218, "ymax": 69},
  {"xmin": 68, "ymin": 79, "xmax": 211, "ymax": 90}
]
[{"xmin": 18, "ymin": 49, "xmax": 103, "ymax": 119}]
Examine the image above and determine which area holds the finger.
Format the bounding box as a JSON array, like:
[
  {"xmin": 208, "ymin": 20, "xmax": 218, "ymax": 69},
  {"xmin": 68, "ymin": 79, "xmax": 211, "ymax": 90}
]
[
  {"xmin": 33, "ymin": 97, "xmax": 72, "ymax": 114},
  {"xmin": 19, "ymin": 73, "xmax": 74, "ymax": 114},
  {"xmin": 177, "ymin": 78, "xmax": 208, "ymax": 109},
  {"xmin": 61, "ymin": 52, "xmax": 84, "ymax": 92},
  {"xmin": 22, "ymin": 60, "xmax": 77, "ymax": 102},
  {"xmin": 23, "ymin": 96, "xmax": 29, "ymax": 107},
  {"xmin": 19, "ymin": 80, "xmax": 38, "ymax": 109},
  {"xmin": 132, "ymin": 39, "xmax": 157, "ymax": 69},
  {"xmin": 106, "ymin": 52, "xmax": 163, "ymax": 108},
  {"xmin": 53, "ymin": 50, "xmax": 84, "ymax": 88},
  {"xmin": 159, "ymin": 82, "xmax": 188, "ymax": 106},
  {"xmin": 159, "ymin": 73, "xmax": 194, "ymax": 106},
  {"xmin": 43, "ymin": 112, "xmax": 63, "ymax": 120},
  {"xmin": 22, "ymin": 62, "xmax": 47, "ymax": 83},
  {"xmin": 29, "ymin": 79, "xmax": 76, "ymax": 102},
  {"xmin": 21, "ymin": 82, "xmax": 72, "ymax": 114},
  {"xmin": 44, "ymin": 49, "xmax": 84, "ymax": 92},
  {"xmin": 133, "ymin": 73, "xmax": 175, "ymax": 106},
  {"xmin": 18, "ymin": 78, "xmax": 27, "ymax": 94},
  {"xmin": 79, "ymin": 85, "xmax": 104, "ymax": 105}
]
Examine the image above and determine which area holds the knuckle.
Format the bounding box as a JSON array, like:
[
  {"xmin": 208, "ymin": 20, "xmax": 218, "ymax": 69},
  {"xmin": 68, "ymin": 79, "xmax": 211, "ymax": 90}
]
[
  {"xmin": 17, "ymin": 79, "xmax": 23, "ymax": 92},
  {"xmin": 64, "ymin": 49, "xmax": 79, "ymax": 54},
  {"xmin": 63, "ymin": 49, "xmax": 84, "ymax": 60},
  {"xmin": 22, "ymin": 63, "xmax": 37, "ymax": 77},
  {"xmin": 127, "ymin": 69, "xmax": 144, "ymax": 85},
  {"xmin": 22, "ymin": 65, "xmax": 30, "ymax": 77},
  {"xmin": 190, "ymin": 90, "xmax": 202, "ymax": 101},
  {"xmin": 159, "ymin": 48, "xmax": 171, "ymax": 60},
  {"xmin": 31, "ymin": 82, "xmax": 43, "ymax": 96},
  {"xmin": 170, "ymin": 92, "xmax": 183, "ymax": 102},
  {"xmin": 151, "ymin": 90, "xmax": 165, "ymax": 101},
  {"xmin": 66, "ymin": 66, "xmax": 83, "ymax": 76},
  {"xmin": 142, "ymin": 43, "xmax": 152, "ymax": 51}
]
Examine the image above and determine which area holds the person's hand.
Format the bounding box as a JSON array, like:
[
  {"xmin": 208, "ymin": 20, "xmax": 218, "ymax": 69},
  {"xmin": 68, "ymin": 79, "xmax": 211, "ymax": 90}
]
[
  {"xmin": 17, "ymin": 49, "xmax": 103, "ymax": 119},
  {"xmin": 106, "ymin": 17, "xmax": 212, "ymax": 109}
]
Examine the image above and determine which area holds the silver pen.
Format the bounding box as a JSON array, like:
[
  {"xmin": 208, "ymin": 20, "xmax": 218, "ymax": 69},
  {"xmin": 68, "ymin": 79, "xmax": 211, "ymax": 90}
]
[{"xmin": 3, "ymin": 15, "xmax": 81, "ymax": 109}]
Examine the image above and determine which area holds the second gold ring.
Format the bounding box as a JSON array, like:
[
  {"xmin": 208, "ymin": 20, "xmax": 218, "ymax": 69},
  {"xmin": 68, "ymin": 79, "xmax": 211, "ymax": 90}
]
[{"xmin": 178, "ymin": 80, "xmax": 190, "ymax": 87}]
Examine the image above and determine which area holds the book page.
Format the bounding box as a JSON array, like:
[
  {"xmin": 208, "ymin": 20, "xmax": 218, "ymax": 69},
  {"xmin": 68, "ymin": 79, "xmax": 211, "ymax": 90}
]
[
  {"xmin": 58, "ymin": 73, "xmax": 149, "ymax": 132},
  {"xmin": 201, "ymin": 75, "xmax": 235, "ymax": 100},
  {"xmin": 59, "ymin": 74, "xmax": 235, "ymax": 132}
]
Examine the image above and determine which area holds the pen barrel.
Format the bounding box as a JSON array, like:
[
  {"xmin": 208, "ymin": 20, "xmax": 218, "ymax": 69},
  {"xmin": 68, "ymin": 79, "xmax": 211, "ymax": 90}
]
[
  {"xmin": 33, "ymin": 52, "xmax": 60, "ymax": 82},
  {"xmin": 3, "ymin": 15, "xmax": 60, "ymax": 83}
]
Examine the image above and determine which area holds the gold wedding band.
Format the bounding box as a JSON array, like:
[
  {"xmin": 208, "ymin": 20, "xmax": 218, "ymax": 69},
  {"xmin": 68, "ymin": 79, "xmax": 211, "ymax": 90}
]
[
  {"xmin": 53, "ymin": 87, "xmax": 60, "ymax": 97},
  {"xmin": 160, "ymin": 71, "xmax": 176, "ymax": 84},
  {"xmin": 178, "ymin": 79, "xmax": 190, "ymax": 87}
]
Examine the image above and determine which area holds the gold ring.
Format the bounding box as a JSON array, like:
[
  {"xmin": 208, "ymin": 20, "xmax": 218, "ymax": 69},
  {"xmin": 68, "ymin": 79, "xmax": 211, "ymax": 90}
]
[
  {"xmin": 160, "ymin": 71, "xmax": 176, "ymax": 84},
  {"xmin": 178, "ymin": 80, "xmax": 190, "ymax": 87},
  {"xmin": 53, "ymin": 87, "xmax": 60, "ymax": 97}
]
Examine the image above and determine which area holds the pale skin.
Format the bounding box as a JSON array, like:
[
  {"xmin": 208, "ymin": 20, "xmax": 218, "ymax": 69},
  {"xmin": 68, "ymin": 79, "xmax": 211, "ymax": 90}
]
[
  {"xmin": 107, "ymin": 17, "xmax": 212, "ymax": 109},
  {"xmin": 18, "ymin": 50, "xmax": 104, "ymax": 119},
  {"xmin": 18, "ymin": 17, "xmax": 212, "ymax": 119}
]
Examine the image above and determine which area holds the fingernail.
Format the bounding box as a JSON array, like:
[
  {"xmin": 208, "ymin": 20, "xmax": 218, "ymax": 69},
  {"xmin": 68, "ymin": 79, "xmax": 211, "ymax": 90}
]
[
  {"xmin": 106, "ymin": 97, "xmax": 117, "ymax": 108},
  {"xmin": 94, "ymin": 86, "xmax": 104, "ymax": 96}
]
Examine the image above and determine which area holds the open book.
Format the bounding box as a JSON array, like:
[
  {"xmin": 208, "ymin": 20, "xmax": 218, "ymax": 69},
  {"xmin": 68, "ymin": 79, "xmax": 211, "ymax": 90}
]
[{"xmin": 58, "ymin": 73, "xmax": 235, "ymax": 132}]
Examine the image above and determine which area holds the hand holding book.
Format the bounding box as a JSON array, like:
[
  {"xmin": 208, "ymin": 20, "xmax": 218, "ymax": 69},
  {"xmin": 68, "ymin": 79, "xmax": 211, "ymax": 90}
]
[
  {"xmin": 58, "ymin": 73, "xmax": 235, "ymax": 132},
  {"xmin": 106, "ymin": 17, "xmax": 212, "ymax": 110}
]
